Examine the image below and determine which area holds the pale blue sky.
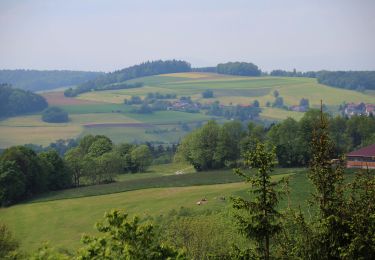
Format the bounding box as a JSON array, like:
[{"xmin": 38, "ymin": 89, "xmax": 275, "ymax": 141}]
[{"xmin": 0, "ymin": 0, "xmax": 374, "ymax": 72}]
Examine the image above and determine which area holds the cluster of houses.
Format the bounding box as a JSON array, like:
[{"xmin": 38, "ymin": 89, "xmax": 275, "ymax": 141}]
[
  {"xmin": 289, "ymin": 105, "xmax": 308, "ymax": 112},
  {"xmin": 343, "ymin": 103, "xmax": 375, "ymax": 117},
  {"xmin": 167, "ymin": 100, "xmax": 201, "ymax": 112}
]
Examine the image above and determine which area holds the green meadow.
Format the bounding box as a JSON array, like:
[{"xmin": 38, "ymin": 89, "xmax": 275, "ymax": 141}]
[{"xmin": 0, "ymin": 166, "xmax": 307, "ymax": 252}]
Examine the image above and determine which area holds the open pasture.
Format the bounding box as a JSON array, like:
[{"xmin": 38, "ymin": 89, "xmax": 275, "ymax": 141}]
[
  {"xmin": 42, "ymin": 91, "xmax": 105, "ymax": 106},
  {"xmin": 0, "ymin": 115, "xmax": 82, "ymax": 147},
  {"xmin": 0, "ymin": 125, "xmax": 82, "ymax": 148},
  {"xmin": 0, "ymin": 172, "xmax": 294, "ymax": 251},
  {"xmin": 81, "ymin": 124, "xmax": 183, "ymax": 144},
  {"xmin": 260, "ymin": 107, "xmax": 305, "ymax": 121}
]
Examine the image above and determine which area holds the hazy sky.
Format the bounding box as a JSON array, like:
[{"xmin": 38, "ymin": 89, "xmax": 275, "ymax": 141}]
[{"xmin": 1, "ymin": 0, "xmax": 374, "ymax": 72}]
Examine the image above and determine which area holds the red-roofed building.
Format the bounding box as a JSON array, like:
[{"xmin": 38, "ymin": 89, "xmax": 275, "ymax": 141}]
[{"xmin": 346, "ymin": 144, "xmax": 375, "ymax": 169}]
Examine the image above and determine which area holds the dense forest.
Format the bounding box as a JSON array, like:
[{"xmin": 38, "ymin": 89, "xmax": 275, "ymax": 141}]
[
  {"xmin": 65, "ymin": 60, "xmax": 191, "ymax": 97},
  {"xmin": 0, "ymin": 70, "xmax": 103, "ymax": 92},
  {"xmin": 0, "ymin": 84, "xmax": 48, "ymax": 118},
  {"xmin": 270, "ymin": 69, "xmax": 375, "ymax": 91}
]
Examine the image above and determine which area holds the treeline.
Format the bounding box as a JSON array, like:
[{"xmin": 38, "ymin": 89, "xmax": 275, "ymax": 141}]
[
  {"xmin": 64, "ymin": 82, "xmax": 143, "ymax": 97},
  {"xmin": 177, "ymin": 110, "xmax": 375, "ymax": 170},
  {"xmin": 65, "ymin": 60, "xmax": 191, "ymax": 97},
  {"xmin": 205, "ymin": 100, "xmax": 261, "ymax": 121},
  {"xmin": 317, "ymin": 70, "xmax": 375, "ymax": 91},
  {"xmin": 0, "ymin": 135, "xmax": 176, "ymax": 206},
  {"xmin": 0, "ymin": 69, "xmax": 102, "ymax": 92},
  {"xmin": 0, "ymin": 84, "xmax": 48, "ymax": 117},
  {"xmin": 217, "ymin": 62, "xmax": 261, "ymax": 76},
  {"xmin": 270, "ymin": 69, "xmax": 375, "ymax": 91},
  {"xmin": 192, "ymin": 62, "xmax": 262, "ymax": 76}
]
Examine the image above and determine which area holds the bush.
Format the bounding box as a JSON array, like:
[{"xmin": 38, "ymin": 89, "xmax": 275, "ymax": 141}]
[
  {"xmin": 202, "ymin": 90, "xmax": 214, "ymax": 98},
  {"xmin": 42, "ymin": 107, "xmax": 69, "ymax": 123}
]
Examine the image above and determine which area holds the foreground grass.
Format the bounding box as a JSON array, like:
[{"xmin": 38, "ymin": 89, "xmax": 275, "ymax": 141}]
[{"xmin": 0, "ymin": 173, "xmax": 293, "ymax": 252}]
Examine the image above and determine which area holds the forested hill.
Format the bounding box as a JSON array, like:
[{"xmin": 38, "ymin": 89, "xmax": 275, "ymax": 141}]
[
  {"xmin": 65, "ymin": 60, "xmax": 191, "ymax": 97},
  {"xmin": 0, "ymin": 84, "xmax": 48, "ymax": 117},
  {"xmin": 0, "ymin": 69, "xmax": 103, "ymax": 92}
]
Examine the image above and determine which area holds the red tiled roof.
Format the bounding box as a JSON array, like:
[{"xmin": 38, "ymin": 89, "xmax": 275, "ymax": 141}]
[{"xmin": 347, "ymin": 144, "xmax": 375, "ymax": 157}]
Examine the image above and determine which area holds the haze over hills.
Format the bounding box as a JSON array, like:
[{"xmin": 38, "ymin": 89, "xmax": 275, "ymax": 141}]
[
  {"xmin": 0, "ymin": 70, "xmax": 103, "ymax": 91},
  {"xmin": 0, "ymin": 1, "xmax": 375, "ymax": 258}
]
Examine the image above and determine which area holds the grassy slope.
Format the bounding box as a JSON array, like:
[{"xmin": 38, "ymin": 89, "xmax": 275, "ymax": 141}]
[
  {"xmin": 0, "ymin": 172, "xmax": 296, "ymax": 251},
  {"xmin": 28, "ymin": 167, "xmax": 301, "ymax": 203}
]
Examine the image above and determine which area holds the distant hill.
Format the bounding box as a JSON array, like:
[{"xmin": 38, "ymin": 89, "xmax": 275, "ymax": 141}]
[
  {"xmin": 270, "ymin": 69, "xmax": 375, "ymax": 91},
  {"xmin": 65, "ymin": 60, "xmax": 191, "ymax": 97},
  {"xmin": 0, "ymin": 84, "xmax": 48, "ymax": 117},
  {"xmin": 0, "ymin": 70, "xmax": 103, "ymax": 92}
]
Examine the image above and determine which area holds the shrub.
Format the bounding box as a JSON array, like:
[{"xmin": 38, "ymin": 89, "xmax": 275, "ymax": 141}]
[{"xmin": 42, "ymin": 107, "xmax": 69, "ymax": 123}]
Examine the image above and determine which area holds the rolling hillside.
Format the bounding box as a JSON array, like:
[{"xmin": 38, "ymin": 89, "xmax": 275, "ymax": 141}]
[
  {"xmin": 0, "ymin": 72, "xmax": 373, "ymax": 148},
  {"xmin": 0, "ymin": 167, "xmax": 300, "ymax": 251}
]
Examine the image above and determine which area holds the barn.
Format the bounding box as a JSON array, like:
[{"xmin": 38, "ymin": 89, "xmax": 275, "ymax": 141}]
[{"xmin": 346, "ymin": 144, "xmax": 375, "ymax": 169}]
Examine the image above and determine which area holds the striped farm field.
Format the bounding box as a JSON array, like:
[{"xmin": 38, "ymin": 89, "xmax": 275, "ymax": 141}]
[{"xmin": 75, "ymin": 73, "xmax": 374, "ymax": 108}]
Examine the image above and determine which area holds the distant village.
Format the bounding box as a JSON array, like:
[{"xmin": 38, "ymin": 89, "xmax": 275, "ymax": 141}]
[{"xmin": 342, "ymin": 103, "xmax": 375, "ymax": 117}]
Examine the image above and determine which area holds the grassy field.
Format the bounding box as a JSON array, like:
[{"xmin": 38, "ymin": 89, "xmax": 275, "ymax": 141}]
[
  {"xmin": 76, "ymin": 72, "xmax": 374, "ymax": 114},
  {"xmin": 28, "ymin": 167, "xmax": 302, "ymax": 203},
  {"xmin": 0, "ymin": 171, "xmax": 298, "ymax": 251},
  {"xmin": 260, "ymin": 107, "xmax": 305, "ymax": 121}
]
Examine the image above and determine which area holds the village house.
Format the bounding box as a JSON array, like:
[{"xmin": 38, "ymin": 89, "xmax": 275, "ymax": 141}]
[
  {"xmin": 343, "ymin": 102, "xmax": 374, "ymax": 117},
  {"xmin": 346, "ymin": 143, "xmax": 375, "ymax": 169},
  {"xmin": 366, "ymin": 104, "xmax": 375, "ymax": 116},
  {"xmin": 289, "ymin": 105, "xmax": 308, "ymax": 112}
]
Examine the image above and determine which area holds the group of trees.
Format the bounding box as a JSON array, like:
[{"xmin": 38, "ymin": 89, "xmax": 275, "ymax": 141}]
[
  {"xmin": 176, "ymin": 121, "xmax": 244, "ymax": 171},
  {"xmin": 270, "ymin": 69, "xmax": 375, "ymax": 92},
  {"xmin": 24, "ymin": 139, "xmax": 78, "ymax": 156},
  {"xmin": 317, "ymin": 71, "xmax": 375, "ymax": 91},
  {"xmin": 269, "ymin": 111, "xmax": 375, "ymax": 166},
  {"xmin": 65, "ymin": 60, "xmax": 191, "ymax": 97},
  {"xmin": 0, "ymin": 69, "xmax": 102, "ymax": 92},
  {"xmin": 41, "ymin": 107, "xmax": 69, "ymax": 123},
  {"xmin": 0, "ymin": 84, "xmax": 48, "ymax": 118},
  {"xmin": 0, "ymin": 147, "xmax": 72, "ymax": 205},
  {"xmin": 146, "ymin": 92, "xmax": 177, "ymax": 99},
  {"xmin": 217, "ymin": 62, "xmax": 261, "ymax": 76},
  {"xmin": 205, "ymin": 101, "xmax": 261, "ymax": 121},
  {"xmin": 192, "ymin": 62, "xmax": 262, "ymax": 76},
  {"xmin": 64, "ymin": 82, "xmax": 143, "ymax": 97},
  {"xmin": 65, "ymin": 135, "xmax": 153, "ymax": 187},
  {"xmin": 177, "ymin": 110, "xmax": 375, "ymax": 170},
  {"xmin": 201, "ymin": 89, "xmax": 214, "ymax": 98},
  {"xmin": 0, "ymin": 135, "xmax": 156, "ymax": 206},
  {"xmin": 229, "ymin": 113, "xmax": 375, "ymax": 259}
]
